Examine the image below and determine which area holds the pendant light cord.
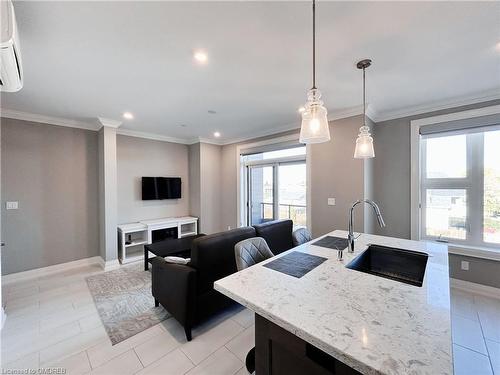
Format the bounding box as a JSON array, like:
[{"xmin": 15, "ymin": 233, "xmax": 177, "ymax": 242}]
[
  {"xmin": 363, "ymin": 66, "xmax": 366, "ymax": 125},
  {"xmin": 312, "ymin": 0, "xmax": 316, "ymax": 90}
]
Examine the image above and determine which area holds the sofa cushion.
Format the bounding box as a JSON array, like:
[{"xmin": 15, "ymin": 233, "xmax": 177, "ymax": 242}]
[
  {"xmin": 190, "ymin": 226, "xmax": 256, "ymax": 293},
  {"xmin": 253, "ymin": 219, "xmax": 294, "ymax": 255}
]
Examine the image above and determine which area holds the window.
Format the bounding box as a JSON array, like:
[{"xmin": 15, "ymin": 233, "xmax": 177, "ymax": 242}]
[
  {"xmin": 425, "ymin": 135, "xmax": 466, "ymax": 178},
  {"xmin": 242, "ymin": 145, "xmax": 307, "ymax": 227},
  {"xmin": 425, "ymin": 189, "xmax": 467, "ymax": 240},
  {"xmin": 484, "ymin": 131, "xmax": 500, "ymax": 244},
  {"xmin": 421, "ymin": 129, "xmax": 500, "ymax": 247}
]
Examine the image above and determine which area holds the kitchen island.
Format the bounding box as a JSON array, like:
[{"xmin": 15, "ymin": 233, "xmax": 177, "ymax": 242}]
[{"xmin": 214, "ymin": 230, "xmax": 452, "ymax": 375}]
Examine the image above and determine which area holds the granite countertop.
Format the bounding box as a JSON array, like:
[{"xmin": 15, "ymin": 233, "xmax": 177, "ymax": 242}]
[{"xmin": 214, "ymin": 230, "xmax": 452, "ymax": 375}]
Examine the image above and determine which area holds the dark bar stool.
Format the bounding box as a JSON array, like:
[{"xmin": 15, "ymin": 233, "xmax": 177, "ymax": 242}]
[{"xmin": 234, "ymin": 237, "xmax": 274, "ymax": 374}]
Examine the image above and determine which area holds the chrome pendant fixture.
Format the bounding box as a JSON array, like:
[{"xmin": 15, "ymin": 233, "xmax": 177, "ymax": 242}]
[
  {"xmin": 354, "ymin": 59, "xmax": 375, "ymax": 159},
  {"xmin": 299, "ymin": 0, "xmax": 330, "ymax": 144}
]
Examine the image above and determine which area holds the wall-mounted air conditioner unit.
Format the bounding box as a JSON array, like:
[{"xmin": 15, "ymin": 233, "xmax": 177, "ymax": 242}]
[{"xmin": 1, "ymin": 0, "xmax": 23, "ymax": 92}]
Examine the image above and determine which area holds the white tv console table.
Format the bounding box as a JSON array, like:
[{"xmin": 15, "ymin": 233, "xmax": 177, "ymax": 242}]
[{"xmin": 117, "ymin": 216, "xmax": 198, "ymax": 264}]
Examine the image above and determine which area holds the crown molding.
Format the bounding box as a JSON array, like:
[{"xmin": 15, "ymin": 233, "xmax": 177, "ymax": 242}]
[
  {"xmin": 327, "ymin": 103, "xmax": 379, "ymax": 125},
  {"xmin": 328, "ymin": 105, "xmax": 365, "ymax": 121},
  {"xmin": 220, "ymin": 122, "xmax": 300, "ymax": 146},
  {"xmin": 98, "ymin": 117, "xmax": 122, "ymax": 129},
  {"xmin": 221, "ymin": 105, "xmax": 368, "ymax": 146},
  {"xmin": 0, "ymin": 104, "xmax": 395, "ymax": 147},
  {"xmin": 0, "ymin": 108, "xmax": 99, "ymax": 131},
  {"xmin": 365, "ymin": 103, "xmax": 378, "ymax": 123},
  {"xmin": 196, "ymin": 137, "xmax": 225, "ymax": 146},
  {"xmin": 2, "ymin": 89, "xmax": 498, "ymax": 146},
  {"xmin": 116, "ymin": 128, "xmax": 191, "ymax": 144},
  {"xmin": 371, "ymin": 88, "xmax": 500, "ymax": 123}
]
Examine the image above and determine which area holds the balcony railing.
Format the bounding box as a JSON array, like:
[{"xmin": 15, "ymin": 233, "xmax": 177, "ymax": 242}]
[{"xmin": 255, "ymin": 202, "xmax": 307, "ymax": 226}]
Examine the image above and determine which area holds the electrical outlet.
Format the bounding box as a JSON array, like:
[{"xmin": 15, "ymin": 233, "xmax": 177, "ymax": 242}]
[
  {"xmin": 327, "ymin": 198, "xmax": 336, "ymax": 206},
  {"xmin": 6, "ymin": 201, "xmax": 18, "ymax": 210},
  {"xmin": 461, "ymin": 261, "xmax": 469, "ymax": 271}
]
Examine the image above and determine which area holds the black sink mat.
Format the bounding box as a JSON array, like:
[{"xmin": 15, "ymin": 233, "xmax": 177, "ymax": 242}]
[
  {"xmin": 311, "ymin": 236, "xmax": 348, "ymax": 251},
  {"xmin": 263, "ymin": 251, "xmax": 327, "ymax": 278}
]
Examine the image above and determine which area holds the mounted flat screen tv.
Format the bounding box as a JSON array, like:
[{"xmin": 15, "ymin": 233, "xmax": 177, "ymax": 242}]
[{"xmin": 142, "ymin": 177, "xmax": 181, "ymax": 200}]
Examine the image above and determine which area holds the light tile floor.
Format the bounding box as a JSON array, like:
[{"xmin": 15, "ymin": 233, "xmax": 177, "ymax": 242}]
[
  {"xmin": 1, "ymin": 264, "xmax": 499, "ymax": 375},
  {"xmin": 451, "ymin": 289, "xmax": 500, "ymax": 375}
]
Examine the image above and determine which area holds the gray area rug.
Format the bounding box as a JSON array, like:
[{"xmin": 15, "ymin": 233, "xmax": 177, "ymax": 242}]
[{"xmin": 86, "ymin": 263, "xmax": 170, "ymax": 345}]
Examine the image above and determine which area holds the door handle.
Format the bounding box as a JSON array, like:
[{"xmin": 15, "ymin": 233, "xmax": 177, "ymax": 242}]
[{"xmin": 0, "ymin": 243, "xmax": 4, "ymax": 247}]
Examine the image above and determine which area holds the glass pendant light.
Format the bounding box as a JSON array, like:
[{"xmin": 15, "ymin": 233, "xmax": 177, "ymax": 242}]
[
  {"xmin": 354, "ymin": 59, "xmax": 375, "ymax": 159},
  {"xmin": 299, "ymin": 0, "xmax": 330, "ymax": 144}
]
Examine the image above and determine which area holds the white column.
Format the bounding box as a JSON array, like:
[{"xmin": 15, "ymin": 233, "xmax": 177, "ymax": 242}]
[{"xmin": 98, "ymin": 118, "xmax": 121, "ymax": 269}]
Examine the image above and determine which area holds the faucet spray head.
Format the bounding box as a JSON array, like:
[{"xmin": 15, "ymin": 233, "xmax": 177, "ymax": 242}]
[
  {"xmin": 376, "ymin": 212, "xmax": 386, "ymax": 228},
  {"xmin": 371, "ymin": 203, "xmax": 386, "ymax": 228}
]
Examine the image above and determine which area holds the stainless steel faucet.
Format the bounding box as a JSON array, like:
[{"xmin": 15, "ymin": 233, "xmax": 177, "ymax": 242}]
[{"xmin": 347, "ymin": 199, "xmax": 386, "ymax": 253}]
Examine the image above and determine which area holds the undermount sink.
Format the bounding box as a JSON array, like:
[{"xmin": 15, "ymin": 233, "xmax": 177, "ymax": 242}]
[{"xmin": 346, "ymin": 244, "xmax": 428, "ymax": 287}]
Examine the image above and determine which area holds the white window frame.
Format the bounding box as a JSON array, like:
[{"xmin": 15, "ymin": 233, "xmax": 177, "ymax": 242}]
[{"xmin": 410, "ymin": 104, "xmax": 500, "ymax": 250}]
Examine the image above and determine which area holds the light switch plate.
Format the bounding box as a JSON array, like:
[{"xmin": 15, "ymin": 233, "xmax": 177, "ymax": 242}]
[
  {"xmin": 6, "ymin": 201, "xmax": 18, "ymax": 210},
  {"xmin": 461, "ymin": 261, "xmax": 469, "ymax": 271},
  {"xmin": 327, "ymin": 198, "xmax": 336, "ymax": 206}
]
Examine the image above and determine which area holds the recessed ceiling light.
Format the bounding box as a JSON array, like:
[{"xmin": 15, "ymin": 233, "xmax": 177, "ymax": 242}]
[
  {"xmin": 123, "ymin": 112, "xmax": 134, "ymax": 120},
  {"xmin": 213, "ymin": 131, "xmax": 221, "ymax": 138},
  {"xmin": 194, "ymin": 50, "xmax": 208, "ymax": 64},
  {"xmin": 298, "ymin": 107, "xmax": 305, "ymax": 113}
]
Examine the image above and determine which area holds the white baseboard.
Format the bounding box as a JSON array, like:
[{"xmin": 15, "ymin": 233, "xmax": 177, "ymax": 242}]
[
  {"xmin": 451, "ymin": 278, "xmax": 500, "ymax": 300},
  {"xmin": 98, "ymin": 257, "xmax": 121, "ymax": 272},
  {"xmin": 2, "ymin": 256, "xmax": 108, "ymax": 285}
]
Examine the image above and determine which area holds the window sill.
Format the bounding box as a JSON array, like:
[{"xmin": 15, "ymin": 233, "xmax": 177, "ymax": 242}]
[{"xmin": 446, "ymin": 243, "xmax": 500, "ymax": 261}]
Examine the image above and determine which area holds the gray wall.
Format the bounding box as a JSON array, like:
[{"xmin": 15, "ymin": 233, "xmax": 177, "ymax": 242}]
[
  {"xmin": 310, "ymin": 115, "xmax": 365, "ymax": 237},
  {"xmin": 449, "ymin": 253, "xmax": 500, "ymax": 288},
  {"xmin": 116, "ymin": 135, "xmax": 189, "ymax": 223},
  {"xmin": 1, "ymin": 118, "xmax": 99, "ymax": 274}
]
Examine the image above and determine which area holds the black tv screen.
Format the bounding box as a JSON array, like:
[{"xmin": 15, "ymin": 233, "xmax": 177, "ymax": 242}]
[{"xmin": 142, "ymin": 177, "xmax": 181, "ymax": 200}]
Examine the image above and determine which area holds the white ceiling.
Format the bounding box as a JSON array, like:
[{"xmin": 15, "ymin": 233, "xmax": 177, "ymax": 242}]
[{"xmin": 1, "ymin": 1, "xmax": 499, "ymax": 143}]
